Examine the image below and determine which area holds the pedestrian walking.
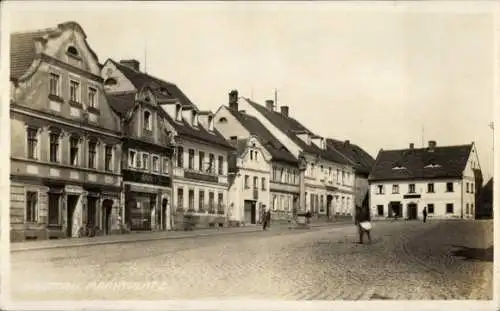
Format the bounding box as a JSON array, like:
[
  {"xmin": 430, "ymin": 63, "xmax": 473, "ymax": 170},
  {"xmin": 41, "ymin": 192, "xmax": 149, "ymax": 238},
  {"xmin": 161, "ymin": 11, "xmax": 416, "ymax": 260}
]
[
  {"xmin": 262, "ymin": 205, "xmax": 270, "ymax": 230},
  {"xmin": 355, "ymin": 206, "xmax": 372, "ymax": 244},
  {"xmin": 423, "ymin": 206, "xmax": 428, "ymax": 223}
]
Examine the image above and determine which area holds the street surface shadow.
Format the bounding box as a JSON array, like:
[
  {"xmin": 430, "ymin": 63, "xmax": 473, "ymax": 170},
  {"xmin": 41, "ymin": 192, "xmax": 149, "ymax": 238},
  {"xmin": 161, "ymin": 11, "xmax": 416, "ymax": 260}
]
[
  {"xmin": 370, "ymin": 293, "xmax": 391, "ymax": 300},
  {"xmin": 450, "ymin": 245, "xmax": 493, "ymax": 262}
]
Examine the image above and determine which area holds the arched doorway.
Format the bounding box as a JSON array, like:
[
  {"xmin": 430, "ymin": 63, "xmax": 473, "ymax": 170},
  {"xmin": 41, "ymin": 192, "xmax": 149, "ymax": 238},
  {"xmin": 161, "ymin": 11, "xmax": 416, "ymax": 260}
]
[
  {"xmin": 326, "ymin": 195, "xmax": 333, "ymax": 218},
  {"xmin": 161, "ymin": 198, "xmax": 168, "ymax": 230},
  {"xmin": 407, "ymin": 203, "xmax": 418, "ymax": 220},
  {"xmin": 102, "ymin": 199, "xmax": 113, "ymax": 235}
]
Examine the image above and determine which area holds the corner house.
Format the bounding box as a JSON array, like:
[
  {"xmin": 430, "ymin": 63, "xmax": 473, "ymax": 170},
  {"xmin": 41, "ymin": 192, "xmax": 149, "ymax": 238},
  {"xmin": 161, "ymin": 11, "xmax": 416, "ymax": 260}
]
[{"xmin": 369, "ymin": 141, "xmax": 482, "ymax": 220}]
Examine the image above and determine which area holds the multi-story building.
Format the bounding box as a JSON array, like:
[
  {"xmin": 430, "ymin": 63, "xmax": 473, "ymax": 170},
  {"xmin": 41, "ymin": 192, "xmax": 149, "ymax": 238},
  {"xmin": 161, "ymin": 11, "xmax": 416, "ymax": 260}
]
[
  {"xmin": 325, "ymin": 138, "xmax": 375, "ymax": 209},
  {"xmin": 101, "ymin": 59, "xmax": 234, "ymax": 229},
  {"xmin": 10, "ymin": 22, "xmax": 123, "ymax": 241},
  {"xmin": 225, "ymin": 135, "xmax": 271, "ymax": 224},
  {"xmin": 229, "ymin": 92, "xmax": 356, "ymax": 219},
  {"xmin": 215, "ymin": 91, "xmax": 300, "ymax": 223},
  {"xmin": 369, "ymin": 141, "xmax": 482, "ymax": 220},
  {"xmin": 102, "ymin": 59, "xmax": 176, "ymax": 231}
]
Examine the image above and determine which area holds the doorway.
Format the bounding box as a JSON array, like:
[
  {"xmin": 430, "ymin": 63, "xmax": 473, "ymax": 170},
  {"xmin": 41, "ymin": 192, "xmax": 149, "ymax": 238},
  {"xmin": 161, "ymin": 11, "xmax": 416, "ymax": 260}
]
[
  {"xmin": 389, "ymin": 201, "xmax": 402, "ymax": 218},
  {"xmin": 161, "ymin": 199, "xmax": 168, "ymax": 230},
  {"xmin": 407, "ymin": 203, "xmax": 418, "ymax": 220},
  {"xmin": 326, "ymin": 195, "xmax": 333, "ymax": 218},
  {"xmin": 244, "ymin": 200, "xmax": 256, "ymax": 224},
  {"xmin": 66, "ymin": 195, "xmax": 79, "ymax": 238},
  {"xmin": 102, "ymin": 199, "xmax": 113, "ymax": 235}
]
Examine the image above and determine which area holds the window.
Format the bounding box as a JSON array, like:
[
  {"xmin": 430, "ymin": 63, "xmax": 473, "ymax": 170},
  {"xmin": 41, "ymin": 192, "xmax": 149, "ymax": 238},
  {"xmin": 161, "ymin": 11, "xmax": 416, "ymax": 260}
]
[
  {"xmin": 143, "ymin": 110, "xmax": 152, "ymax": 131},
  {"xmin": 163, "ymin": 157, "xmax": 169, "ymax": 174},
  {"xmin": 176, "ymin": 147, "xmax": 184, "ymax": 167},
  {"xmin": 261, "ymin": 178, "xmax": 266, "ymax": 190},
  {"xmin": 142, "ymin": 153, "xmax": 149, "ymax": 170},
  {"xmin": 49, "ymin": 132, "xmax": 60, "ymax": 163},
  {"xmin": 342, "ymin": 171, "xmax": 345, "ymax": 184},
  {"xmin": 175, "ymin": 105, "xmax": 182, "ymax": 121},
  {"xmin": 272, "ymin": 166, "xmax": 278, "ymax": 181},
  {"xmin": 218, "ymin": 117, "xmax": 228, "ymax": 123},
  {"xmin": 218, "ymin": 193, "xmax": 224, "ymax": 214},
  {"xmin": 446, "ymin": 182, "xmax": 454, "ymax": 192},
  {"xmin": 427, "ymin": 204, "xmax": 434, "ymax": 214},
  {"xmin": 188, "ymin": 149, "xmax": 195, "ymax": 170},
  {"xmin": 49, "ymin": 73, "xmax": 60, "ymax": 96},
  {"xmin": 152, "ymin": 155, "xmax": 160, "ymax": 172},
  {"xmin": 218, "ymin": 156, "xmax": 224, "ymax": 175},
  {"xmin": 471, "ymin": 184, "xmax": 474, "ymax": 193},
  {"xmin": 199, "ymin": 190, "xmax": 205, "ymax": 212},
  {"xmin": 48, "ymin": 192, "xmax": 61, "ymax": 225},
  {"xmin": 272, "ymin": 195, "xmax": 277, "ymax": 210},
  {"xmin": 88, "ymin": 141, "xmax": 97, "ymax": 169},
  {"xmin": 209, "ymin": 154, "xmax": 215, "ymax": 173},
  {"xmin": 408, "ymin": 184, "xmax": 416, "ymax": 194},
  {"xmin": 177, "ymin": 188, "xmax": 184, "ymax": 210},
  {"xmin": 188, "ymin": 190, "xmax": 195, "ymax": 211},
  {"xmin": 250, "ymin": 150, "xmax": 254, "ymax": 160},
  {"xmin": 88, "ymin": 87, "xmax": 98, "ymax": 108},
  {"xmin": 471, "ymin": 204, "xmax": 474, "ymax": 215},
  {"xmin": 336, "ymin": 169, "xmax": 340, "ymax": 183},
  {"xmin": 427, "ymin": 183, "xmax": 435, "ymax": 193},
  {"xmin": 199, "ymin": 151, "xmax": 205, "ymax": 171},
  {"xmin": 253, "ymin": 176, "xmax": 258, "ymax": 189},
  {"xmin": 320, "ymin": 195, "xmax": 324, "ymax": 212},
  {"xmin": 376, "ymin": 185, "xmax": 384, "ymax": 195},
  {"xmin": 70, "ymin": 137, "xmax": 80, "ymax": 166},
  {"xmin": 446, "ymin": 203, "xmax": 454, "ymax": 214},
  {"xmin": 105, "ymin": 145, "xmax": 113, "ymax": 171},
  {"xmin": 377, "ymin": 205, "xmax": 384, "ymax": 216},
  {"xmin": 67, "ymin": 46, "xmax": 78, "ymax": 56},
  {"xmin": 466, "ymin": 203, "xmax": 469, "ymax": 214},
  {"xmin": 230, "ymin": 136, "xmax": 237, "ymax": 141},
  {"xmin": 27, "ymin": 128, "xmax": 38, "ymax": 159},
  {"xmin": 392, "ymin": 184, "xmax": 399, "ymax": 194},
  {"xmin": 466, "ymin": 183, "xmax": 469, "ymax": 193},
  {"xmin": 25, "ymin": 191, "xmax": 37, "ymax": 223},
  {"xmin": 104, "ymin": 78, "xmax": 117, "ymax": 86},
  {"xmin": 244, "ymin": 175, "xmax": 249, "ymax": 189},
  {"xmin": 69, "ymin": 80, "xmax": 80, "ymax": 103},
  {"xmin": 208, "ymin": 192, "xmax": 215, "ymax": 213},
  {"xmin": 128, "ymin": 150, "xmax": 137, "ymax": 168}
]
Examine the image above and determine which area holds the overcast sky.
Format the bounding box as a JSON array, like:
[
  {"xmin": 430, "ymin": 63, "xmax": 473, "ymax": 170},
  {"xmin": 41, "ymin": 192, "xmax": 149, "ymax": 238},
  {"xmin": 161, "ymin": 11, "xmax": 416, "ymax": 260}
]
[{"xmin": 4, "ymin": 1, "xmax": 496, "ymax": 182}]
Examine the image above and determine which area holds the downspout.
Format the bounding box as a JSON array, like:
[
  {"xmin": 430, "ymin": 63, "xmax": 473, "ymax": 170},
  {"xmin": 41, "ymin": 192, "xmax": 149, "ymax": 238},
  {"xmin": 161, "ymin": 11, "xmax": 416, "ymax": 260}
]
[{"xmin": 460, "ymin": 177, "xmax": 464, "ymax": 219}]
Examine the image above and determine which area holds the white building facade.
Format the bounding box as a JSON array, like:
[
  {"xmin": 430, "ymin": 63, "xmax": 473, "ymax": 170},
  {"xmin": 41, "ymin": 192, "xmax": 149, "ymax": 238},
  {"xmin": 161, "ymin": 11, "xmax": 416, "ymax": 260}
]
[{"xmin": 369, "ymin": 141, "xmax": 482, "ymax": 220}]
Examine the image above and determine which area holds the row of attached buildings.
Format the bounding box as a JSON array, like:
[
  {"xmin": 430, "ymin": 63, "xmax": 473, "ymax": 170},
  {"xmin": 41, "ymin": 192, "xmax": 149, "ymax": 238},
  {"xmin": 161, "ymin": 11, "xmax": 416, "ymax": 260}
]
[
  {"xmin": 9, "ymin": 21, "xmax": 487, "ymax": 242},
  {"xmin": 9, "ymin": 22, "xmax": 376, "ymax": 242}
]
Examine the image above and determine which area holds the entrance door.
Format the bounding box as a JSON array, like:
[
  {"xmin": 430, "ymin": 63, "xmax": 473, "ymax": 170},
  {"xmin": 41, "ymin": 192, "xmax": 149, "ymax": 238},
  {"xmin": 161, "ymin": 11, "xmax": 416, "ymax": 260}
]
[
  {"xmin": 161, "ymin": 199, "xmax": 168, "ymax": 230},
  {"xmin": 102, "ymin": 199, "xmax": 113, "ymax": 235},
  {"xmin": 389, "ymin": 202, "xmax": 402, "ymax": 218},
  {"xmin": 87, "ymin": 197, "xmax": 98, "ymax": 229},
  {"xmin": 407, "ymin": 203, "xmax": 418, "ymax": 220},
  {"xmin": 244, "ymin": 200, "xmax": 255, "ymax": 224},
  {"xmin": 66, "ymin": 195, "xmax": 79, "ymax": 238},
  {"xmin": 326, "ymin": 195, "xmax": 333, "ymax": 218}
]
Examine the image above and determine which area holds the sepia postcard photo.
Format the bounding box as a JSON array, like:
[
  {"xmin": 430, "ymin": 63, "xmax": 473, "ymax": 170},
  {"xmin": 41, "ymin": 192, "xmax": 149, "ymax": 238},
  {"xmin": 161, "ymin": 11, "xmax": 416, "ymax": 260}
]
[{"xmin": 0, "ymin": 1, "xmax": 497, "ymax": 311}]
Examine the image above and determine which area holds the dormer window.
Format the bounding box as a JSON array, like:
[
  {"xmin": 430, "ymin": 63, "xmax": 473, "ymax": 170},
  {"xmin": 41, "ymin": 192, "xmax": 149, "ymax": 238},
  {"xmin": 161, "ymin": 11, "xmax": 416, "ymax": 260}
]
[
  {"xmin": 143, "ymin": 110, "xmax": 152, "ymax": 131},
  {"xmin": 392, "ymin": 163, "xmax": 406, "ymax": 170},
  {"xmin": 191, "ymin": 111, "xmax": 198, "ymax": 127},
  {"xmin": 175, "ymin": 104, "xmax": 182, "ymax": 122},
  {"xmin": 424, "ymin": 163, "xmax": 441, "ymax": 168},
  {"xmin": 218, "ymin": 117, "xmax": 227, "ymax": 123},
  {"xmin": 104, "ymin": 78, "xmax": 117, "ymax": 86},
  {"xmin": 67, "ymin": 46, "xmax": 79, "ymax": 57},
  {"xmin": 208, "ymin": 115, "xmax": 214, "ymax": 131}
]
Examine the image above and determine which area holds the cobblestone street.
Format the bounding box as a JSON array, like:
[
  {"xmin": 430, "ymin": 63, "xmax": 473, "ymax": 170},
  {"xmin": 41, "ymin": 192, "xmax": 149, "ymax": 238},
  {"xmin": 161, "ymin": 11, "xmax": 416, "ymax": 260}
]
[{"xmin": 10, "ymin": 220, "xmax": 493, "ymax": 301}]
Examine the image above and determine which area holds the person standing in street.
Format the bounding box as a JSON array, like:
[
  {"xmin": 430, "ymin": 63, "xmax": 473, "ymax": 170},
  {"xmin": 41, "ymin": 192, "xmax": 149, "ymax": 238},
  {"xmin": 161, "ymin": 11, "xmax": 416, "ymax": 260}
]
[
  {"xmin": 355, "ymin": 206, "xmax": 372, "ymax": 244},
  {"xmin": 262, "ymin": 205, "xmax": 270, "ymax": 230},
  {"xmin": 423, "ymin": 206, "xmax": 428, "ymax": 223}
]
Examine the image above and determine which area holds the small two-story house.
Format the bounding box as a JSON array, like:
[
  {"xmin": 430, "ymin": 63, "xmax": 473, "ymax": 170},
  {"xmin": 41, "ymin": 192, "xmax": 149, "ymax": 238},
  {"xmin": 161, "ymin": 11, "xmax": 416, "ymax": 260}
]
[
  {"xmin": 230, "ymin": 93, "xmax": 356, "ymax": 220},
  {"xmin": 102, "ymin": 59, "xmax": 176, "ymax": 231},
  {"xmin": 215, "ymin": 90, "xmax": 300, "ymax": 223},
  {"xmin": 369, "ymin": 141, "xmax": 482, "ymax": 220},
  {"xmin": 10, "ymin": 22, "xmax": 123, "ymax": 241},
  {"xmin": 101, "ymin": 59, "xmax": 234, "ymax": 228}
]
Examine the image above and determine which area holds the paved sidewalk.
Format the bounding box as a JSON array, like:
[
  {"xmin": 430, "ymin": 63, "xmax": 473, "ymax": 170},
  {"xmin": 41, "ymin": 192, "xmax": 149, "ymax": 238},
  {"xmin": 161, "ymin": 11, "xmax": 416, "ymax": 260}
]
[{"xmin": 11, "ymin": 220, "xmax": 352, "ymax": 252}]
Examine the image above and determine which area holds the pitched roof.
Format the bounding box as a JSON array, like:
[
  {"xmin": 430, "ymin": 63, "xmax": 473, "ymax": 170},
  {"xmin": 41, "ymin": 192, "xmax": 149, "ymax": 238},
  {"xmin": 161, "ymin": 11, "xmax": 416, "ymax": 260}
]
[
  {"xmin": 369, "ymin": 144, "xmax": 473, "ymax": 182},
  {"xmin": 326, "ymin": 138, "xmax": 376, "ymax": 175},
  {"xmin": 244, "ymin": 98, "xmax": 351, "ymax": 165},
  {"xmin": 11, "ymin": 22, "xmax": 100, "ymax": 81},
  {"xmin": 227, "ymin": 108, "xmax": 298, "ymax": 165},
  {"xmin": 110, "ymin": 60, "xmax": 233, "ymax": 150},
  {"xmin": 110, "ymin": 59, "xmax": 196, "ymax": 108},
  {"xmin": 106, "ymin": 93, "xmax": 136, "ymax": 117},
  {"xmin": 480, "ymin": 178, "xmax": 493, "ymax": 204}
]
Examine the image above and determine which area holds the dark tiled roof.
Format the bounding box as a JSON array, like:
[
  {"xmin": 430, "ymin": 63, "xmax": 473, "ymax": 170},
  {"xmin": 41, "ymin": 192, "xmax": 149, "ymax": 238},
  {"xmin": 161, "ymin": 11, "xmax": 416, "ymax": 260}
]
[
  {"xmin": 369, "ymin": 144, "xmax": 473, "ymax": 182},
  {"xmin": 480, "ymin": 178, "xmax": 493, "ymax": 204},
  {"xmin": 106, "ymin": 93, "xmax": 136, "ymax": 117},
  {"xmin": 227, "ymin": 108, "xmax": 298, "ymax": 165},
  {"xmin": 245, "ymin": 98, "xmax": 351, "ymax": 165},
  {"xmin": 10, "ymin": 30, "xmax": 48, "ymax": 80},
  {"xmin": 111, "ymin": 60, "xmax": 233, "ymax": 150},
  {"xmin": 110, "ymin": 59, "xmax": 196, "ymax": 108},
  {"xmin": 326, "ymin": 138, "xmax": 375, "ymax": 175}
]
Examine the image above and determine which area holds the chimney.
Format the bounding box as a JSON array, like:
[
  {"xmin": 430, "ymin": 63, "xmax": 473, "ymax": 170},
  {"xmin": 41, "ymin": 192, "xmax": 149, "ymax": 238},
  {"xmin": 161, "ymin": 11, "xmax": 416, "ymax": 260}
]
[
  {"xmin": 344, "ymin": 140, "xmax": 350, "ymax": 146},
  {"xmin": 265, "ymin": 100, "xmax": 274, "ymax": 110},
  {"xmin": 120, "ymin": 59, "xmax": 140, "ymax": 71},
  {"xmin": 428, "ymin": 140, "xmax": 437, "ymax": 149},
  {"xmin": 409, "ymin": 143, "xmax": 414, "ymax": 149},
  {"xmin": 229, "ymin": 90, "xmax": 238, "ymax": 111},
  {"xmin": 280, "ymin": 106, "xmax": 289, "ymax": 117}
]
